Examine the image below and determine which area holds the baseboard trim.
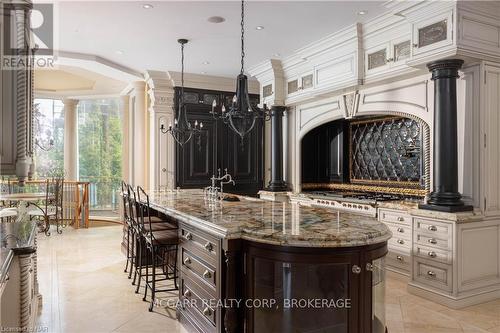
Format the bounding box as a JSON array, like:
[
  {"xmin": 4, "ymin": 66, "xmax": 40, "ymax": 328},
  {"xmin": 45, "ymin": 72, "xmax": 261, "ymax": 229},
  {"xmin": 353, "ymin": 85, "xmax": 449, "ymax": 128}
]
[{"xmin": 407, "ymin": 282, "xmax": 500, "ymax": 309}]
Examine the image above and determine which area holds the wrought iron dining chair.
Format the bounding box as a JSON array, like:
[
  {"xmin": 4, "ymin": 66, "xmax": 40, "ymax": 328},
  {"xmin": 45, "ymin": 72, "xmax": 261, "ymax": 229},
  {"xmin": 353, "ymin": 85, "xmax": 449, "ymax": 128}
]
[
  {"xmin": 122, "ymin": 181, "xmax": 134, "ymax": 275},
  {"xmin": 28, "ymin": 178, "xmax": 64, "ymax": 236},
  {"xmin": 135, "ymin": 186, "xmax": 179, "ymax": 312}
]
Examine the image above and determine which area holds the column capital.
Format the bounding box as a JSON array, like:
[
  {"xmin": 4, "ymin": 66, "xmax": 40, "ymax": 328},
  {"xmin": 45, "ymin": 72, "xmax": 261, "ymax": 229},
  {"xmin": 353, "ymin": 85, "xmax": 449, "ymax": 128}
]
[
  {"xmin": 427, "ymin": 59, "xmax": 464, "ymax": 80},
  {"xmin": 62, "ymin": 98, "xmax": 78, "ymax": 109},
  {"xmin": 131, "ymin": 80, "xmax": 146, "ymax": 91}
]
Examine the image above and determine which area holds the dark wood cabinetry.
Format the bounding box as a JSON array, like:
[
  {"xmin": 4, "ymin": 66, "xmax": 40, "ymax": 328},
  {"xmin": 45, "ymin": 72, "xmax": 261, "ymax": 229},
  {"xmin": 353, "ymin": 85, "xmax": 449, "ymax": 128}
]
[
  {"xmin": 175, "ymin": 88, "xmax": 264, "ymax": 196},
  {"xmin": 301, "ymin": 120, "xmax": 349, "ymax": 184}
]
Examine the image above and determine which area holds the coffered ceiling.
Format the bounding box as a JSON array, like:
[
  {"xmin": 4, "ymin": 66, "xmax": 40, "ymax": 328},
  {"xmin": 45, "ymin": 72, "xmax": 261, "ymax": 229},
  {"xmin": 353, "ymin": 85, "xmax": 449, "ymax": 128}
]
[{"xmin": 52, "ymin": 1, "xmax": 386, "ymax": 77}]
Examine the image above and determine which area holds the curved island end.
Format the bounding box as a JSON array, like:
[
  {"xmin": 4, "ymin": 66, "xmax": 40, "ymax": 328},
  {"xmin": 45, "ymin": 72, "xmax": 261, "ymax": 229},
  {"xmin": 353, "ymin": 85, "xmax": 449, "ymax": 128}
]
[{"xmin": 145, "ymin": 190, "xmax": 391, "ymax": 333}]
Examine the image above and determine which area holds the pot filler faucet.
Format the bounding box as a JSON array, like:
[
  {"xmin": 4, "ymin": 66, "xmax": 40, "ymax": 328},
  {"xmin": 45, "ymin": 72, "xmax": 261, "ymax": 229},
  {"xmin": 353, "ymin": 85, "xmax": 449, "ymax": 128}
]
[{"xmin": 204, "ymin": 168, "xmax": 235, "ymax": 201}]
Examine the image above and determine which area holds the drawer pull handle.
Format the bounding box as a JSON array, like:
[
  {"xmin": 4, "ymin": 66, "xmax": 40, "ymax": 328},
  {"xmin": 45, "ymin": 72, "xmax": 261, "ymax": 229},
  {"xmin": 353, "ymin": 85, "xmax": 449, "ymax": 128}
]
[
  {"xmin": 397, "ymin": 217, "xmax": 404, "ymax": 222},
  {"xmin": 204, "ymin": 242, "xmax": 213, "ymax": 252},
  {"xmin": 428, "ymin": 251, "xmax": 437, "ymax": 258},
  {"xmin": 185, "ymin": 233, "xmax": 193, "ymax": 241},
  {"xmin": 427, "ymin": 270, "xmax": 436, "ymax": 277},
  {"xmin": 184, "ymin": 289, "xmax": 191, "ymax": 298},
  {"xmin": 352, "ymin": 265, "xmax": 361, "ymax": 274},
  {"xmin": 203, "ymin": 270, "xmax": 212, "ymax": 279},
  {"xmin": 428, "ymin": 238, "xmax": 437, "ymax": 244},
  {"xmin": 397, "ymin": 239, "xmax": 405, "ymax": 245},
  {"xmin": 428, "ymin": 225, "xmax": 437, "ymax": 231},
  {"xmin": 396, "ymin": 255, "xmax": 404, "ymax": 262},
  {"xmin": 203, "ymin": 307, "xmax": 212, "ymax": 316},
  {"xmin": 397, "ymin": 227, "xmax": 404, "ymax": 233},
  {"xmin": 183, "ymin": 257, "xmax": 191, "ymax": 265}
]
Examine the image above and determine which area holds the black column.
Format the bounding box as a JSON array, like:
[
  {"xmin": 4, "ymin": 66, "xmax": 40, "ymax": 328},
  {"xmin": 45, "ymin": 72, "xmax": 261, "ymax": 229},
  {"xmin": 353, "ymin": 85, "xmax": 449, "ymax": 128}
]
[
  {"xmin": 266, "ymin": 106, "xmax": 289, "ymax": 192},
  {"xmin": 419, "ymin": 59, "xmax": 472, "ymax": 212}
]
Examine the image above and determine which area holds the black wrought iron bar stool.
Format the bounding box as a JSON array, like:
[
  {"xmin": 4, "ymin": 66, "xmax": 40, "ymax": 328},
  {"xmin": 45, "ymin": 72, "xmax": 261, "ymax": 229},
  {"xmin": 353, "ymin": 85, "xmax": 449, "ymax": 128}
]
[
  {"xmin": 136, "ymin": 186, "xmax": 179, "ymax": 312},
  {"xmin": 122, "ymin": 181, "xmax": 133, "ymax": 275}
]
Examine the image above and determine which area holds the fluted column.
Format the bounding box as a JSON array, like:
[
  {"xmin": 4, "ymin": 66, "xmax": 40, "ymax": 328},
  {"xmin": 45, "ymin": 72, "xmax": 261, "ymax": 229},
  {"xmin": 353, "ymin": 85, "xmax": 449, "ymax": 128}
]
[
  {"xmin": 132, "ymin": 81, "xmax": 148, "ymax": 188},
  {"xmin": 419, "ymin": 59, "xmax": 472, "ymax": 212},
  {"xmin": 63, "ymin": 99, "xmax": 79, "ymax": 180}
]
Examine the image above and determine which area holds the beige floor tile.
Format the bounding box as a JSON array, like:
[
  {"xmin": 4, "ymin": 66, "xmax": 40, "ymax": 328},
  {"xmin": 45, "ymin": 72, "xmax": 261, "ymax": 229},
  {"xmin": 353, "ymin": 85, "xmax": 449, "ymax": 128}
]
[{"xmin": 33, "ymin": 225, "xmax": 498, "ymax": 333}]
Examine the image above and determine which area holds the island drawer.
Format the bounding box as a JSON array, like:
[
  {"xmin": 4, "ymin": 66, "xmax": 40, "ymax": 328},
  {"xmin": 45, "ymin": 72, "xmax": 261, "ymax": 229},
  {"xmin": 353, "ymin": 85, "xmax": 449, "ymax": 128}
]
[
  {"xmin": 413, "ymin": 244, "xmax": 452, "ymax": 264},
  {"xmin": 181, "ymin": 248, "xmax": 217, "ymax": 291},
  {"xmin": 414, "ymin": 218, "xmax": 452, "ymax": 237},
  {"xmin": 181, "ymin": 274, "xmax": 217, "ymax": 329},
  {"xmin": 413, "ymin": 258, "xmax": 452, "ymax": 292},
  {"xmin": 379, "ymin": 209, "xmax": 411, "ymax": 225},
  {"xmin": 415, "ymin": 233, "xmax": 450, "ymax": 251},
  {"xmin": 180, "ymin": 225, "xmax": 219, "ymax": 266},
  {"xmin": 384, "ymin": 222, "xmax": 412, "ymax": 241}
]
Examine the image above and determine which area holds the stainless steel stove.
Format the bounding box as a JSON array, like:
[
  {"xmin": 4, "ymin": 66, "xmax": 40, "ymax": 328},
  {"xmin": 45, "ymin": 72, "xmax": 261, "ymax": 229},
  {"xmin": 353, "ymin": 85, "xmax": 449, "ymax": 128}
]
[{"xmin": 291, "ymin": 191, "xmax": 404, "ymax": 217}]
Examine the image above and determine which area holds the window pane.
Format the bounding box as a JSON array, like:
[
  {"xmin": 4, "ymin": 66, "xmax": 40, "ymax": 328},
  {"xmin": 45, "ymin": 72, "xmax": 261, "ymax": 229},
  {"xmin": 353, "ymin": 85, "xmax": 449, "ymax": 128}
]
[
  {"xmin": 34, "ymin": 98, "xmax": 65, "ymax": 178},
  {"xmin": 78, "ymin": 99, "xmax": 122, "ymax": 218}
]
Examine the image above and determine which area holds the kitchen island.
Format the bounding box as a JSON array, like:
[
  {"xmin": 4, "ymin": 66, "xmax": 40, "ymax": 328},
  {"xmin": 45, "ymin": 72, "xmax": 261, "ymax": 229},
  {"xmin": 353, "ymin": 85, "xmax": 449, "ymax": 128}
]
[{"xmin": 146, "ymin": 190, "xmax": 391, "ymax": 333}]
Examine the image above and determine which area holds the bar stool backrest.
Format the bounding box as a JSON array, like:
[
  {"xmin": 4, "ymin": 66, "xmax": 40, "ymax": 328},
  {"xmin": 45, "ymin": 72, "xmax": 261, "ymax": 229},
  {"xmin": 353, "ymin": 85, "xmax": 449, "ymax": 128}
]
[
  {"xmin": 121, "ymin": 181, "xmax": 129, "ymax": 223},
  {"xmin": 127, "ymin": 184, "xmax": 139, "ymax": 232},
  {"xmin": 136, "ymin": 186, "xmax": 153, "ymax": 240}
]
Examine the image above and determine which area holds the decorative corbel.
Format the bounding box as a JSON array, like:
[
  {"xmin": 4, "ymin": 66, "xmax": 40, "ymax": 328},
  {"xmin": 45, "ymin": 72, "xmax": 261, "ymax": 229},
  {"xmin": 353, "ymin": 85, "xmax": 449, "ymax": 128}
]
[{"xmin": 342, "ymin": 91, "xmax": 360, "ymax": 119}]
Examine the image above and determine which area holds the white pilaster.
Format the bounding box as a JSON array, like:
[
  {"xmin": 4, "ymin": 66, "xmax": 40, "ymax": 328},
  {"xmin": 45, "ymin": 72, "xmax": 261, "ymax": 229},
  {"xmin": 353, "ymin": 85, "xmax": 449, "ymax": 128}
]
[
  {"xmin": 63, "ymin": 98, "xmax": 78, "ymax": 180},
  {"xmin": 120, "ymin": 95, "xmax": 131, "ymax": 183},
  {"xmin": 145, "ymin": 71, "xmax": 176, "ymax": 190},
  {"xmin": 131, "ymin": 81, "xmax": 148, "ymax": 188}
]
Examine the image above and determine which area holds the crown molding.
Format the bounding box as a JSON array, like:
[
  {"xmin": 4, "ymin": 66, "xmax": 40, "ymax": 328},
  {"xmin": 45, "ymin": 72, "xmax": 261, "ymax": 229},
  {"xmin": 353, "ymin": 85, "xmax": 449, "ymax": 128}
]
[{"xmin": 167, "ymin": 71, "xmax": 259, "ymax": 94}]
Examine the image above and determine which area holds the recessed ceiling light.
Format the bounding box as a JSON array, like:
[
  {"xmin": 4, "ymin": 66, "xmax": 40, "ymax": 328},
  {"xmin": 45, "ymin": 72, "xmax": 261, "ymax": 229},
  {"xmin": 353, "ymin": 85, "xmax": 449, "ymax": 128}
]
[
  {"xmin": 273, "ymin": 53, "xmax": 281, "ymax": 57},
  {"xmin": 201, "ymin": 71, "xmax": 207, "ymax": 74},
  {"xmin": 115, "ymin": 50, "xmax": 124, "ymax": 55},
  {"xmin": 207, "ymin": 16, "xmax": 225, "ymax": 24},
  {"xmin": 202, "ymin": 61, "xmax": 210, "ymax": 65},
  {"xmin": 142, "ymin": 4, "xmax": 153, "ymax": 9},
  {"xmin": 358, "ymin": 10, "xmax": 367, "ymax": 15},
  {"xmin": 256, "ymin": 26, "xmax": 264, "ymax": 30}
]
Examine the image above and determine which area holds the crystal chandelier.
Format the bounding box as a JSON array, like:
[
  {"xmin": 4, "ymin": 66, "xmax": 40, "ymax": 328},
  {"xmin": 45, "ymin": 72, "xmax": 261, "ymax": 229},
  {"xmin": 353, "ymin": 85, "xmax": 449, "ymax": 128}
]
[
  {"xmin": 210, "ymin": 0, "xmax": 270, "ymax": 140},
  {"xmin": 160, "ymin": 39, "xmax": 203, "ymax": 147}
]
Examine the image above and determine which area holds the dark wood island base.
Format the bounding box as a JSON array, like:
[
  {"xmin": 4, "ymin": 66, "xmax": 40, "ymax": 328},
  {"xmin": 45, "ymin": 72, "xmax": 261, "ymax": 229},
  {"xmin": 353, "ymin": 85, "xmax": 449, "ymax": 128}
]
[{"xmin": 143, "ymin": 190, "xmax": 391, "ymax": 333}]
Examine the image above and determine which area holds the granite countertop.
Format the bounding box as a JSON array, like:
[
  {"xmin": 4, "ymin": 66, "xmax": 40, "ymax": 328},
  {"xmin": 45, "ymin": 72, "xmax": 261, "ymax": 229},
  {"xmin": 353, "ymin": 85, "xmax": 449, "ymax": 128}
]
[
  {"xmin": 0, "ymin": 217, "xmax": 37, "ymax": 286},
  {"xmin": 146, "ymin": 190, "xmax": 391, "ymax": 248},
  {"xmin": 377, "ymin": 200, "xmax": 483, "ymax": 222}
]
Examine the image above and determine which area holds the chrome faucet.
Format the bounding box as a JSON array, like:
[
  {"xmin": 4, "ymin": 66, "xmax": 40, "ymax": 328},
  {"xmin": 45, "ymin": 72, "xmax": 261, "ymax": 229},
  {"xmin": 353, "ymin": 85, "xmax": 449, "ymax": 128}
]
[{"xmin": 204, "ymin": 168, "xmax": 236, "ymax": 201}]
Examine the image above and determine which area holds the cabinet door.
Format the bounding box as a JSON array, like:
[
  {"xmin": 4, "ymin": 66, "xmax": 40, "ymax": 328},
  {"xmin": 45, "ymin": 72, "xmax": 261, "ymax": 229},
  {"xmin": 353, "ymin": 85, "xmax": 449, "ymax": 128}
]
[
  {"xmin": 221, "ymin": 117, "xmax": 264, "ymax": 196},
  {"xmin": 391, "ymin": 37, "xmax": 411, "ymax": 66},
  {"xmin": 175, "ymin": 109, "xmax": 217, "ymax": 188},
  {"xmin": 412, "ymin": 11, "xmax": 453, "ymax": 56},
  {"xmin": 483, "ymin": 65, "xmax": 500, "ymax": 216},
  {"xmin": 365, "ymin": 43, "xmax": 390, "ymax": 76}
]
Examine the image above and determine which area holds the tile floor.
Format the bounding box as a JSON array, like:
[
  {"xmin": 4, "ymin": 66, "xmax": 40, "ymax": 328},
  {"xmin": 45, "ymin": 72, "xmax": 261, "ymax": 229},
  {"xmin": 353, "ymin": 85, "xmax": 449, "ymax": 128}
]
[{"xmin": 35, "ymin": 226, "xmax": 500, "ymax": 333}]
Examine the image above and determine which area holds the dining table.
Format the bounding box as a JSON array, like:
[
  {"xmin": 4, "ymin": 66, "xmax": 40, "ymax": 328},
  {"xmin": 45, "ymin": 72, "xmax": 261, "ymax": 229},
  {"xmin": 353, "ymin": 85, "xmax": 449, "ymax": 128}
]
[{"xmin": 0, "ymin": 192, "xmax": 55, "ymax": 235}]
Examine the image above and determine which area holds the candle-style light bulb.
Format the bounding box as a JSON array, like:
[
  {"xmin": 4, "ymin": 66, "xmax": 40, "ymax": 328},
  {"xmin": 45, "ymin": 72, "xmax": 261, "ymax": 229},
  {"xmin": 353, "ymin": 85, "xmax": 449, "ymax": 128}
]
[
  {"xmin": 212, "ymin": 100, "xmax": 217, "ymax": 107},
  {"xmin": 195, "ymin": 120, "xmax": 198, "ymax": 127},
  {"xmin": 222, "ymin": 105, "xmax": 226, "ymax": 113},
  {"xmin": 232, "ymin": 95, "xmax": 237, "ymax": 104},
  {"xmin": 200, "ymin": 122, "xmax": 203, "ymax": 128},
  {"xmin": 168, "ymin": 122, "xmax": 172, "ymax": 129},
  {"xmin": 174, "ymin": 119, "xmax": 178, "ymax": 126}
]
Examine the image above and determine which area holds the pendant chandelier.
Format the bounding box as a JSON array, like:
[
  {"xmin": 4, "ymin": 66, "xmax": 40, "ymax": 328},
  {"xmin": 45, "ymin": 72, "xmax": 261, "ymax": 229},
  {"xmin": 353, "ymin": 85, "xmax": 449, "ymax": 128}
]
[
  {"xmin": 210, "ymin": 0, "xmax": 270, "ymax": 140},
  {"xmin": 160, "ymin": 39, "xmax": 203, "ymax": 147}
]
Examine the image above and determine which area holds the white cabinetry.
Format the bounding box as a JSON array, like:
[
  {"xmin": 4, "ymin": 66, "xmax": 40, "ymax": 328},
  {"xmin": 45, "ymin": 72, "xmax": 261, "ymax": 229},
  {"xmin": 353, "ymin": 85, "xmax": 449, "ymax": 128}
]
[
  {"xmin": 379, "ymin": 208, "xmax": 412, "ymax": 276},
  {"xmin": 364, "ymin": 35, "xmax": 412, "ymax": 80},
  {"xmin": 411, "ymin": 10, "xmax": 454, "ymax": 59},
  {"xmin": 482, "ymin": 64, "xmax": 500, "ymax": 216}
]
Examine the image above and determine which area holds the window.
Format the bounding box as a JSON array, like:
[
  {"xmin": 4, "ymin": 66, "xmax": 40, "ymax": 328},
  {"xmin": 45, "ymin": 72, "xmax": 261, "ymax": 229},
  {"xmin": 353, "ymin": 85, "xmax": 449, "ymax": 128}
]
[
  {"xmin": 34, "ymin": 98, "xmax": 65, "ymax": 178},
  {"xmin": 78, "ymin": 99, "xmax": 122, "ymax": 218}
]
